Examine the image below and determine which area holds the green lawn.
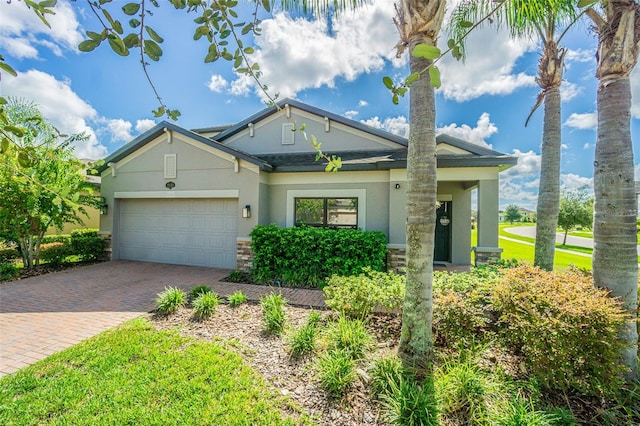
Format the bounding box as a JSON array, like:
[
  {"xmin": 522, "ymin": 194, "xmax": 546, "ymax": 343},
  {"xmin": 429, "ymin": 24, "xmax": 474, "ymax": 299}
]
[{"xmin": 0, "ymin": 318, "xmax": 308, "ymax": 425}]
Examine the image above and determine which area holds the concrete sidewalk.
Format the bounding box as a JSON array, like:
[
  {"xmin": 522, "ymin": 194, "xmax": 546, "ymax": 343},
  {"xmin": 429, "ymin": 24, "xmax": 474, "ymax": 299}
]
[{"xmin": 0, "ymin": 260, "xmax": 325, "ymax": 377}]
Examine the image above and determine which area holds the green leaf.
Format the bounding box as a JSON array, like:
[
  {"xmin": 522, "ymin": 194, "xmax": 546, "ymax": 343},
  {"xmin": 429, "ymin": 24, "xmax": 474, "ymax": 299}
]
[
  {"xmin": 261, "ymin": 0, "xmax": 271, "ymax": 13},
  {"xmin": 0, "ymin": 62, "xmax": 17, "ymax": 77},
  {"xmin": 86, "ymin": 31, "xmax": 103, "ymax": 40},
  {"xmin": 405, "ymin": 72, "xmax": 420, "ymax": 86},
  {"xmin": 39, "ymin": 0, "xmax": 57, "ymax": 7},
  {"xmin": 447, "ymin": 38, "xmax": 456, "ymax": 49},
  {"xmin": 108, "ymin": 37, "xmax": 129, "ymax": 56},
  {"xmin": 460, "ymin": 20, "xmax": 473, "ymax": 28},
  {"xmin": 102, "ymin": 8, "xmax": 115, "ymax": 26},
  {"xmin": 392, "ymin": 94, "xmax": 399, "ymax": 105},
  {"xmin": 78, "ymin": 39, "xmax": 101, "ymax": 52},
  {"xmin": 429, "ymin": 66, "xmax": 441, "ymax": 88},
  {"xmin": 382, "ymin": 76, "xmax": 394, "ymax": 90},
  {"xmin": 122, "ymin": 3, "xmax": 141, "ymax": 15},
  {"xmin": 412, "ymin": 44, "xmax": 441, "ymax": 60},
  {"xmin": 243, "ymin": 47, "xmax": 255, "ymax": 54},
  {"xmin": 153, "ymin": 106, "xmax": 165, "ymax": 118},
  {"xmin": 5, "ymin": 125, "xmax": 25, "ymax": 137},
  {"xmin": 123, "ymin": 33, "xmax": 140, "ymax": 48},
  {"xmin": 129, "ymin": 18, "xmax": 141, "ymax": 28},
  {"xmin": 144, "ymin": 40, "xmax": 163, "ymax": 61},
  {"xmin": 0, "ymin": 137, "xmax": 10, "ymax": 154},
  {"xmin": 17, "ymin": 152, "xmax": 31, "ymax": 168},
  {"xmin": 242, "ymin": 23, "xmax": 253, "ymax": 35},
  {"xmin": 145, "ymin": 26, "xmax": 164, "ymax": 43},
  {"xmin": 233, "ymin": 54, "xmax": 243, "ymax": 68},
  {"xmin": 577, "ymin": 0, "xmax": 598, "ymax": 7},
  {"xmin": 113, "ymin": 20, "xmax": 124, "ymax": 35}
]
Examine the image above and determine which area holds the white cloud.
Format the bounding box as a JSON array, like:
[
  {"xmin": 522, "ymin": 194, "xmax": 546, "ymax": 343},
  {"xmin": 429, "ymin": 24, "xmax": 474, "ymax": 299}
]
[
  {"xmin": 230, "ymin": 0, "xmax": 398, "ymax": 99},
  {"xmin": 498, "ymin": 150, "xmax": 542, "ymax": 210},
  {"xmin": 560, "ymin": 173, "xmax": 593, "ymax": 193},
  {"xmin": 564, "ymin": 48, "xmax": 595, "ymax": 66},
  {"xmin": 437, "ymin": 27, "xmax": 537, "ymax": 102},
  {"xmin": 437, "ymin": 113, "xmax": 497, "ymax": 148},
  {"xmin": 135, "ymin": 119, "xmax": 156, "ymax": 133},
  {"xmin": 358, "ymin": 100, "xmax": 368, "ymax": 107},
  {"xmin": 564, "ymin": 112, "xmax": 597, "ymax": 130},
  {"xmin": 502, "ymin": 149, "xmax": 541, "ymax": 181},
  {"xmin": 106, "ymin": 119, "xmax": 133, "ymax": 142},
  {"xmin": 0, "ymin": 0, "xmax": 83, "ymax": 59},
  {"xmin": 207, "ymin": 74, "xmax": 228, "ymax": 93},
  {"xmin": 344, "ymin": 110, "xmax": 358, "ymax": 119},
  {"xmin": 630, "ymin": 65, "xmax": 640, "ymax": 118},
  {"xmin": 560, "ymin": 81, "xmax": 581, "ymax": 102},
  {"xmin": 584, "ymin": 142, "xmax": 591, "ymax": 149},
  {"xmin": 361, "ymin": 116, "xmax": 410, "ymax": 138}
]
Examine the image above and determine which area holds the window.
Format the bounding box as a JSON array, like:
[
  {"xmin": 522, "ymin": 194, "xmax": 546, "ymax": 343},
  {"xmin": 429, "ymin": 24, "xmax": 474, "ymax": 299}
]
[{"xmin": 294, "ymin": 198, "xmax": 358, "ymax": 228}]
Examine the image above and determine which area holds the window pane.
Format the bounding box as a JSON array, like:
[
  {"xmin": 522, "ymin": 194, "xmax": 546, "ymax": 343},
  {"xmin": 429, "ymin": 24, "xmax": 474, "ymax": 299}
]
[
  {"xmin": 327, "ymin": 198, "xmax": 357, "ymax": 227},
  {"xmin": 295, "ymin": 198, "xmax": 324, "ymax": 225}
]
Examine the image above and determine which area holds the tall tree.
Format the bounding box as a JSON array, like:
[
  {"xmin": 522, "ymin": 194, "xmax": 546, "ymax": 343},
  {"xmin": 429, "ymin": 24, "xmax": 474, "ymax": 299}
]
[
  {"xmin": 393, "ymin": 0, "xmax": 446, "ymax": 376},
  {"xmin": 584, "ymin": 0, "xmax": 639, "ymax": 380},
  {"xmin": 450, "ymin": 0, "xmax": 578, "ymax": 271},
  {"xmin": 0, "ymin": 99, "xmax": 99, "ymax": 269}
]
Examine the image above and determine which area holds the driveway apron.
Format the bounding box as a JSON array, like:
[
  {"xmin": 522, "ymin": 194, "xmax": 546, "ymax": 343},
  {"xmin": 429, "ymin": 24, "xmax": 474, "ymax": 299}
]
[{"xmin": 0, "ymin": 260, "xmax": 325, "ymax": 377}]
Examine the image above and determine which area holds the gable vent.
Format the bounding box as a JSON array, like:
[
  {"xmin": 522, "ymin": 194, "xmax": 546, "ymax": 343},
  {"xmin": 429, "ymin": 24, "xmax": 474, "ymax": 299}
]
[
  {"xmin": 282, "ymin": 123, "xmax": 295, "ymax": 145},
  {"xmin": 164, "ymin": 154, "xmax": 177, "ymax": 179}
]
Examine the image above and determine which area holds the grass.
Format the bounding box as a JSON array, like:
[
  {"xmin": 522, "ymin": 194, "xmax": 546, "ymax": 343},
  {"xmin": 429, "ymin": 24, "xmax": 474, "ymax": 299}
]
[{"xmin": 0, "ymin": 318, "xmax": 307, "ymax": 425}]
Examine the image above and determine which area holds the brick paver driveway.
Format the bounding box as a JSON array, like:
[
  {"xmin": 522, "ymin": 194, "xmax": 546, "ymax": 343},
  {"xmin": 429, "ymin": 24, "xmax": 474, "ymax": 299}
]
[{"xmin": 0, "ymin": 260, "xmax": 325, "ymax": 377}]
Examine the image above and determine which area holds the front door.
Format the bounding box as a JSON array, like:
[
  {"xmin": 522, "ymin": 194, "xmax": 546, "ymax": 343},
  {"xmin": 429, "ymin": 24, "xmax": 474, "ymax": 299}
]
[{"xmin": 434, "ymin": 201, "xmax": 452, "ymax": 262}]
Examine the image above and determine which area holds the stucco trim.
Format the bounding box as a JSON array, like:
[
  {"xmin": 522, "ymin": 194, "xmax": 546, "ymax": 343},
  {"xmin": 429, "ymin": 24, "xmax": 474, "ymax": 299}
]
[
  {"xmin": 114, "ymin": 190, "xmax": 239, "ymax": 199},
  {"xmin": 286, "ymin": 189, "xmax": 367, "ymax": 228}
]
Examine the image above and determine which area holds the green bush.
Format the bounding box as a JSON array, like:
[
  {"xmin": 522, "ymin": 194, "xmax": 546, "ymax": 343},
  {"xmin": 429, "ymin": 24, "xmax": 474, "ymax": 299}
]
[
  {"xmin": 41, "ymin": 234, "xmax": 71, "ymax": 245},
  {"xmin": 324, "ymin": 268, "xmax": 405, "ymax": 318},
  {"xmin": 370, "ymin": 355, "xmax": 405, "ymax": 399},
  {"xmin": 316, "ymin": 349, "xmax": 356, "ymax": 398},
  {"xmin": 188, "ymin": 285, "xmax": 211, "ymax": 303},
  {"xmin": 192, "ymin": 292, "xmax": 220, "ymax": 320},
  {"xmin": 490, "ymin": 265, "xmax": 629, "ymax": 395},
  {"xmin": 434, "ymin": 359, "xmax": 489, "ymax": 424},
  {"xmin": 70, "ymin": 229, "xmax": 106, "ymax": 261},
  {"xmin": 225, "ymin": 270, "xmax": 252, "ymax": 283},
  {"xmin": 155, "ymin": 287, "xmax": 186, "ymax": 315},
  {"xmin": 260, "ymin": 292, "xmax": 287, "ymax": 335},
  {"xmin": 323, "ymin": 316, "xmax": 371, "ymax": 361},
  {"xmin": 250, "ymin": 224, "xmax": 388, "ymax": 288},
  {"xmin": 227, "ymin": 290, "xmax": 248, "ymax": 307},
  {"xmin": 0, "ymin": 263, "xmax": 19, "ymax": 281},
  {"xmin": 0, "ymin": 247, "xmax": 19, "ymax": 263},
  {"xmin": 39, "ymin": 242, "xmax": 71, "ymax": 265}
]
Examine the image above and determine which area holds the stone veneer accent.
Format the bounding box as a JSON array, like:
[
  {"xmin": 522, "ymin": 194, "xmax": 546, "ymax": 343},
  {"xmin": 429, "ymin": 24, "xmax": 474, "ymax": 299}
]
[
  {"xmin": 100, "ymin": 233, "xmax": 113, "ymax": 260},
  {"xmin": 471, "ymin": 246, "xmax": 503, "ymax": 265},
  {"xmin": 236, "ymin": 239, "xmax": 253, "ymax": 271},
  {"xmin": 387, "ymin": 247, "xmax": 406, "ymax": 273}
]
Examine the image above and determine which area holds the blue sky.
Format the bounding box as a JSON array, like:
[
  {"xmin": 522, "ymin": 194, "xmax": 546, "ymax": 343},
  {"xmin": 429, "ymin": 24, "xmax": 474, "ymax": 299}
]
[{"xmin": 1, "ymin": 0, "xmax": 639, "ymax": 209}]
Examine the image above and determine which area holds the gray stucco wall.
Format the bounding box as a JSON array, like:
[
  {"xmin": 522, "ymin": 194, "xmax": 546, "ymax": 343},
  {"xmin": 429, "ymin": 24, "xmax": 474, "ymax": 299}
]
[
  {"xmin": 100, "ymin": 133, "xmax": 260, "ymax": 238},
  {"xmin": 224, "ymin": 109, "xmax": 402, "ymax": 155}
]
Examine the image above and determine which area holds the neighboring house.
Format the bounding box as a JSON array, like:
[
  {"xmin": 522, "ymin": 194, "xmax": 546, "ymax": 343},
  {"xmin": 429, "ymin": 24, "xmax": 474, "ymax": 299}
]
[
  {"xmin": 499, "ymin": 207, "xmax": 535, "ymax": 223},
  {"xmin": 98, "ymin": 99, "xmax": 517, "ymax": 270}
]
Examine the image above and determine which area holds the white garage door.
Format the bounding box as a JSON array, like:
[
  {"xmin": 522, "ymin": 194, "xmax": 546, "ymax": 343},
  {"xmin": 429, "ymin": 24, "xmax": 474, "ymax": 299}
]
[{"xmin": 117, "ymin": 199, "xmax": 238, "ymax": 269}]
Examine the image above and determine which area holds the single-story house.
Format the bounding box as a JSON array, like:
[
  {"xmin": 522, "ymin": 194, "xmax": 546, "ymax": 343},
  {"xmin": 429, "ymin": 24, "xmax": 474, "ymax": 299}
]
[{"xmin": 98, "ymin": 99, "xmax": 517, "ymax": 270}]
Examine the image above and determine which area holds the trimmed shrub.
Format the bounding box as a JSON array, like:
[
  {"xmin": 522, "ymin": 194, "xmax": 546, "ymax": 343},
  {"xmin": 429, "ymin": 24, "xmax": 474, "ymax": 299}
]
[
  {"xmin": 41, "ymin": 234, "xmax": 71, "ymax": 245},
  {"xmin": 0, "ymin": 247, "xmax": 19, "ymax": 263},
  {"xmin": 192, "ymin": 292, "xmax": 220, "ymax": 320},
  {"xmin": 0, "ymin": 263, "xmax": 19, "ymax": 281},
  {"xmin": 227, "ymin": 290, "xmax": 248, "ymax": 307},
  {"xmin": 70, "ymin": 229, "xmax": 106, "ymax": 261},
  {"xmin": 155, "ymin": 287, "xmax": 186, "ymax": 315},
  {"xmin": 490, "ymin": 265, "xmax": 629, "ymax": 395},
  {"xmin": 260, "ymin": 292, "xmax": 287, "ymax": 335},
  {"xmin": 250, "ymin": 224, "xmax": 388, "ymax": 288},
  {"xmin": 39, "ymin": 242, "xmax": 71, "ymax": 265},
  {"xmin": 324, "ymin": 268, "xmax": 405, "ymax": 318}
]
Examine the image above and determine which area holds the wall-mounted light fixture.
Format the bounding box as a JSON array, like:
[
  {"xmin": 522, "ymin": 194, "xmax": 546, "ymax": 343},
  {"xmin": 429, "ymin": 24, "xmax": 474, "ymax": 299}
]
[
  {"xmin": 242, "ymin": 205, "xmax": 251, "ymax": 218},
  {"xmin": 165, "ymin": 181, "xmax": 176, "ymax": 190},
  {"xmin": 395, "ymin": 183, "xmax": 401, "ymax": 189},
  {"xmin": 99, "ymin": 197, "xmax": 108, "ymax": 215}
]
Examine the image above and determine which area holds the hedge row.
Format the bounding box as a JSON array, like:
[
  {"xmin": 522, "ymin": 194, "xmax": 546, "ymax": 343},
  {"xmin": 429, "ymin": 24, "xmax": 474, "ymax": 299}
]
[{"xmin": 250, "ymin": 224, "xmax": 388, "ymax": 288}]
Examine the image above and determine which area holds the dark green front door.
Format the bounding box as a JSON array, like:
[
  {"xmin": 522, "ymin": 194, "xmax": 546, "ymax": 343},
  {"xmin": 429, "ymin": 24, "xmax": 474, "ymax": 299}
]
[{"xmin": 434, "ymin": 202, "xmax": 452, "ymax": 262}]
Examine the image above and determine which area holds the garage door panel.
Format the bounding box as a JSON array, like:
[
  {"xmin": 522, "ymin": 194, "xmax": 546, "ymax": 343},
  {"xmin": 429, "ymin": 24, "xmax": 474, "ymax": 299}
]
[{"xmin": 118, "ymin": 199, "xmax": 238, "ymax": 269}]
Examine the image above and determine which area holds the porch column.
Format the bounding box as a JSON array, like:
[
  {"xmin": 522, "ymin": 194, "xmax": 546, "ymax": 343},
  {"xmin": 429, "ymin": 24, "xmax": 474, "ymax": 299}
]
[{"xmin": 474, "ymin": 179, "xmax": 502, "ymax": 264}]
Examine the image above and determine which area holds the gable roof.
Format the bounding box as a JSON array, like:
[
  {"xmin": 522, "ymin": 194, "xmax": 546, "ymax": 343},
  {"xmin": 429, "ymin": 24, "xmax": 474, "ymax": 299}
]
[
  {"xmin": 98, "ymin": 100, "xmax": 516, "ymax": 173},
  {"xmin": 213, "ymin": 98, "xmax": 409, "ymax": 148},
  {"xmin": 98, "ymin": 121, "xmax": 272, "ymax": 172}
]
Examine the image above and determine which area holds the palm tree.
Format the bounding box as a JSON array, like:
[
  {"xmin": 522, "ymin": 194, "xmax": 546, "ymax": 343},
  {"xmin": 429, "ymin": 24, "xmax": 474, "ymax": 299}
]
[
  {"xmin": 584, "ymin": 0, "xmax": 639, "ymax": 380},
  {"xmin": 449, "ymin": 0, "xmax": 578, "ymax": 272},
  {"xmin": 393, "ymin": 0, "xmax": 446, "ymax": 376}
]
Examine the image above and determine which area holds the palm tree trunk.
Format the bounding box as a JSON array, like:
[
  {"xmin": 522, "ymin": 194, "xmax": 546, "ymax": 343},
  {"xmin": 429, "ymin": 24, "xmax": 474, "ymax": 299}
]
[
  {"xmin": 593, "ymin": 76, "xmax": 638, "ymax": 380},
  {"xmin": 534, "ymin": 85, "xmax": 561, "ymax": 271},
  {"xmin": 398, "ymin": 39, "xmax": 437, "ymax": 377}
]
